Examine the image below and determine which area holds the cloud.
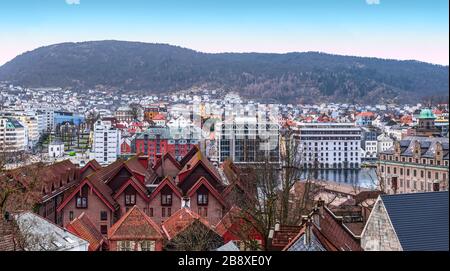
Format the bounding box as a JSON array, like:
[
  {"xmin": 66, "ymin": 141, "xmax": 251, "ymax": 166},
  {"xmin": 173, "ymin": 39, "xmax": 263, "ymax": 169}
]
[
  {"xmin": 65, "ymin": 0, "xmax": 80, "ymax": 5},
  {"xmin": 366, "ymin": 0, "xmax": 380, "ymax": 4}
]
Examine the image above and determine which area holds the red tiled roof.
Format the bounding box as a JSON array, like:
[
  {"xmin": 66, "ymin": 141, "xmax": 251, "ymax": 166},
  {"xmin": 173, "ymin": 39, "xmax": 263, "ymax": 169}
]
[
  {"xmin": 271, "ymin": 225, "xmax": 302, "ymax": 249},
  {"xmin": 81, "ymin": 160, "xmax": 102, "ymax": 174},
  {"xmin": 357, "ymin": 112, "xmax": 375, "ymax": 117},
  {"xmin": 161, "ymin": 208, "xmax": 213, "ymax": 240},
  {"xmin": 215, "ymin": 206, "xmax": 262, "ymax": 240},
  {"xmin": 108, "ymin": 206, "xmax": 163, "ymax": 241},
  {"xmin": 66, "ymin": 213, "xmax": 106, "ymax": 251},
  {"xmin": 152, "ymin": 152, "xmax": 182, "ymax": 171},
  {"xmin": 179, "ymin": 145, "xmax": 200, "ymax": 167}
]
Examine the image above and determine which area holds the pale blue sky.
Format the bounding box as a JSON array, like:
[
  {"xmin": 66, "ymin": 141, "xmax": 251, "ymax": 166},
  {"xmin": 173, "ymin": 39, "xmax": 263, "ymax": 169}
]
[{"xmin": 0, "ymin": 0, "xmax": 448, "ymax": 65}]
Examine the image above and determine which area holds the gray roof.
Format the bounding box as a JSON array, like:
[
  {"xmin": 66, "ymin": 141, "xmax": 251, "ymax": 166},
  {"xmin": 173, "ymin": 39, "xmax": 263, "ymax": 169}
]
[
  {"xmin": 381, "ymin": 136, "xmax": 449, "ymax": 159},
  {"xmin": 381, "ymin": 191, "xmax": 449, "ymax": 251},
  {"xmin": 287, "ymin": 232, "xmax": 326, "ymax": 251},
  {"xmin": 15, "ymin": 212, "xmax": 89, "ymax": 251},
  {"xmin": 215, "ymin": 241, "xmax": 240, "ymax": 251}
]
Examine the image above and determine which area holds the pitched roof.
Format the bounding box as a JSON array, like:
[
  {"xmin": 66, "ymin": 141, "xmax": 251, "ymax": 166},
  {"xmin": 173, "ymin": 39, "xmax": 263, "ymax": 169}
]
[
  {"xmin": 66, "ymin": 213, "xmax": 106, "ymax": 251},
  {"xmin": 271, "ymin": 225, "xmax": 302, "ymax": 249},
  {"xmin": 80, "ymin": 160, "xmax": 102, "ymax": 173},
  {"xmin": 380, "ymin": 191, "xmax": 449, "ymax": 251},
  {"xmin": 108, "ymin": 206, "xmax": 163, "ymax": 241},
  {"xmin": 113, "ymin": 176, "xmax": 149, "ymax": 202},
  {"xmin": 161, "ymin": 208, "xmax": 213, "ymax": 240},
  {"xmin": 186, "ymin": 177, "xmax": 226, "ymax": 206},
  {"xmin": 148, "ymin": 176, "xmax": 183, "ymax": 201}
]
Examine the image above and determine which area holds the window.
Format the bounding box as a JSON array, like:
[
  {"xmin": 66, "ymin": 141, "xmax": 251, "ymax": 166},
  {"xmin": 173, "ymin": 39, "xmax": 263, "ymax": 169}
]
[
  {"xmin": 393, "ymin": 168, "xmax": 397, "ymax": 174},
  {"xmin": 76, "ymin": 197, "xmax": 88, "ymax": 208},
  {"xmin": 76, "ymin": 185, "xmax": 88, "ymax": 208},
  {"xmin": 125, "ymin": 193, "xmax": 136, "ymax": 206},
  {"xmin": 100, "ymin": 225, "xmax": 108, "ymax": 235},
  {"xmin": 420, "ymin": 171, "xmax": 424, "ymax": 178},
  {"xmin": 197, "ymin": 193, "xmax": 208, "ymax": 206},
  {"xmin": 167, "ymin": 207, "xmax": 172, "ymax": 217},
  {"xmin": 69, "ymin": 211, "xmax": 74, "ymax": 221},
  {"xmin": 118, "ymin": 241, "xmax": 132, "ymax": 251},
  {"xmin": 141, "ymin": 240, "xmax": 156, "ymax": 251},
  {"xmin": 435, "ymin": 172, "xmax": 439, "ymax": 179},
  {"xmin": 149, "ymin": 208, "xmax": 153, "ymax": 217},
  {"xmin": 413, "ymin": 170, "xmax": 417, "ymax": 177},
  {"xmin": 400, "ymin": 168, "xmax": 403, "ymax": 175},
  {"xmin": 161, "ymin": 193, "xmax": 172, "ymax": 206},
  {"xmin": 387, "ymin": 167, "xmax": 390, "ymax": 174},
  {"xmin": 100, "ymin": 211, "xmax": 107, "ymax": 221},
  {"xmin": 406, "ymin": 169, "xmax": 410, "ymax": 176},
  {"xmin": 428, "ymin": 171, "xmax": 431, "ymax": 179},
  {"xmin": 162, "ymin": 207, "xmax": 165, "ymax": 217}
]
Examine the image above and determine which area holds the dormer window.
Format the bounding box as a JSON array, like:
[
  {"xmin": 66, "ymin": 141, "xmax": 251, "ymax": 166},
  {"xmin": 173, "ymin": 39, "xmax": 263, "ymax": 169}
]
[
  {"xmin": 76, "ymin": 186, "xmax": 88, "ymax": 208},
  {"xmin": 197, "ymin": 192, "xmax": 208, "ymax": 206},
  {"xmin": 160, "ymin": 185, "xmax": 173, "ymax": 206},
  {"xmin": 161, "ymin": 193, "xmax": 172, "ymax": 206}
]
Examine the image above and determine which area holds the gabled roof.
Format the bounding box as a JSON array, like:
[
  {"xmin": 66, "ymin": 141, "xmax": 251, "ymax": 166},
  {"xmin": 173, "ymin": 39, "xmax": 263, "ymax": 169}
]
[
  {"xmin": 179, "ymin": 145, "xmax": 200, "ymax": 167},
  {"xmin": 57, "ymin": 177, "xmax": 118, "ymax": 213},
  {"xmin": 152, "ymin": 152, "xmax": 182, "ymax": 171},
  {"xmin": 80, "ymin": 160, "xmax": 102, "ymax": 174},
  {"xmin": 108, "ymin": 206, "xmax": 163, "ymax": 241},
  {"xmin": 215, "ymin": 206, "xmax": 262, "ymax": 240},
  {"xmin": 124, "ymin": 156, "xmax": 152, "ymax": 180},
  {"xmin": 186, "ymin": 177, "xmax": 226, "ymax": 206},
  {"xmin": 161, "ymin": 208, "xmax": 213, "ymax": 240},
  {"xmin": 177, "ymin": 150, "xmax": 224, "ymax": 189},
  {"xmin": 380, "ymin": 191, "xmax": 449, "ymax": 251},
  {"xmin": 283, "ymin": 225, "xmax": 338, "ymax": 251},
  {"xmin": 270, "ymin": 225, "xmax": 302, "ymax": 249},
  {"xmin": 113, "ymin": 176, "xmax": 149, "ymax": 202},
  {"xmin": 148, "ymin": 176, "xmax": 183, "ymax": 201},
  {"xmin": 66, "ymin": 213, "xmax": 106, "ymax": 251}
]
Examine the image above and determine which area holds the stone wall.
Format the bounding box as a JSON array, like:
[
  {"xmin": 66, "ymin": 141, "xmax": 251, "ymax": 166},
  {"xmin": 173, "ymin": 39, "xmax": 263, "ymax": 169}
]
[{"xmin": 361, "ymin": 200, "xmax": 402, "ymax": 251}]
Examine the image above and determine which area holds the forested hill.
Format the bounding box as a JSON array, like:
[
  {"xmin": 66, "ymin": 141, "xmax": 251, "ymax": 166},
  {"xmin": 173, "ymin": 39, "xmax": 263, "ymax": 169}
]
[{"xmin": 0, "ymin": 40, "xmax": 448, "ymax": 104}]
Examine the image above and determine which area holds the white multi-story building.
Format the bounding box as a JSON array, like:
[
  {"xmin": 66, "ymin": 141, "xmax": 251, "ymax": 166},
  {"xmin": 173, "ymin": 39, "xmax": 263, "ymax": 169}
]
[
  {"xmin": 297, "ymin": 123, "xmax": 362, "ymax": 169},
  {"xmin": 90, "ymin": 119, "xmax": 121, "ymax": 165},
  {"xmin": 0, "ymin": 117, "xmax": 26, "ymax": 153}
]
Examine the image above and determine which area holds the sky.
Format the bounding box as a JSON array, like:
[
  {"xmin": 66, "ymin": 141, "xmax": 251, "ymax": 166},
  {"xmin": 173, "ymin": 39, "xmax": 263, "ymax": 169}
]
[{"xmin": 0, "ymin": 0, "xmax": 448, "ymax": 65}]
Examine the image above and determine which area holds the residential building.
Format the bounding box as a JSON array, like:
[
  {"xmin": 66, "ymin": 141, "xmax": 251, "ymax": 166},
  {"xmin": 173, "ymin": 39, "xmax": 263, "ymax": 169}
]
[
  {"xmin": 0, "ymin": 117, "xmax": 26, "ymax": 153},
  {"xmin": 48, "ymin": 141, "xmax": 65, "ymax": 158},
  {"xmin": 90, "ymin": 119, "xmax": 121, "ymax": 165},
  {"xmin": 361, "ymin": 192, "xmax": 448, "ymax": 251},
  {"xmin": 297, "ymin": 123, "xmax": 362, "ymax": 169},
  {"xmin": 108, "ymin": 206, "xmax": 164, "ymax": 251},
  {"xmin": 377, "ymin": 136, "xmax": 449, "ymax": 194},
  {"xmin": 215, "ymin": 116, "xmax": 280, "ymax": 164}
]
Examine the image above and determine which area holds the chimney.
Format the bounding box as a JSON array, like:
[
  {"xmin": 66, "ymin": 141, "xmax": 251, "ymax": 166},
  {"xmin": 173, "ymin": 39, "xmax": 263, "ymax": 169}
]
[
  {"xmin": 317, "ymin": 198, "xmax": 325, "ymax": 217},
  {"xmin": 304, "ymin": 218, "xmax": 313, "ymax": 247},
  {"xmin": 274, "ymin": 220, "xmax": 280, "ymax": 231}
]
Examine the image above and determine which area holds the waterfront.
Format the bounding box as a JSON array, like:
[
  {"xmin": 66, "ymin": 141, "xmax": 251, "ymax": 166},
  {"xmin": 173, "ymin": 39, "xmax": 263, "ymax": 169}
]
[{"xmin": 298, "ymin": 168, "xmax": 378, "ymax": 189}]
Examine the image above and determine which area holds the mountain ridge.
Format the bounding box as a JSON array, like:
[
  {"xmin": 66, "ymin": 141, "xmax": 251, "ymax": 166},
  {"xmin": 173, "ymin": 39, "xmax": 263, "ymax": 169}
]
[{"xmin": 0, "ymin": 40, "xmax": 448, "ymax": 104}]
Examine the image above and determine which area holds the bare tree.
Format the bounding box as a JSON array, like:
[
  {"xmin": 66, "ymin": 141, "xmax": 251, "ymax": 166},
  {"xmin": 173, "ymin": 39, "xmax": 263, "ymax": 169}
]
[
  {"xmin": 85, "ymin": 110, "xmax": 100, "ymax": 131},
  {"xmin": 129, "ymin": 103, "xmax": 142, "ymax": 121},
  {"xmin": 165, "ymin": 220, "xmax": 223, "ymax": 251}
]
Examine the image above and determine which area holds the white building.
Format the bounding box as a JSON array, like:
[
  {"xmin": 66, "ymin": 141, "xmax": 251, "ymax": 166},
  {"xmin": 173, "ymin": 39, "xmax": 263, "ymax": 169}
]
[
  {"xmin": 377, "ymin": 133, "xmax": 394, "ymax": 154},
  {"xmin": 297, "ymin": 123, "xmax": 362, "ymax": 169},
  {"xmin": 0, "ymin": 117, "xmax": 26, "ymax": 153},
  {"xmin": 49, "ymin": 141, "xmax": 65, "ymax": 159},
  {"xmin": 90, "ymin": 119, "xmax": 121, "ymax": 165}
]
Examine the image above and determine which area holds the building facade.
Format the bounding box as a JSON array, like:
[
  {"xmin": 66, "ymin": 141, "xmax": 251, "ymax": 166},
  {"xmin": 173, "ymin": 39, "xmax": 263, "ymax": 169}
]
[
  {"xmin": 377, "ymin": 136, "xmax": 449, "ymax": 194},
  {"xmin": 90, "ymin": 119, "xmax": 121, "ymax": 165},
  {"xmin": 297, "ymin": 123, "xmax": 362, "ymax": 169}
]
